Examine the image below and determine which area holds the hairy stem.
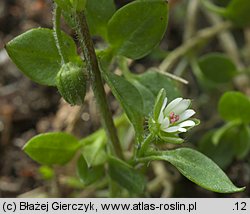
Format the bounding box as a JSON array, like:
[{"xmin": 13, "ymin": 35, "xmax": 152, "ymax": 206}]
[
  {"xmin": 53, "ymin": 5, "xmax": 68, "ymax": 64},
  {"xmin": 183, "ymin": 0, "xmax": 199, "ymax": 41},
  {"xmin": 75, "ymin": 11, "xmax": 124, "ymax": 159}
]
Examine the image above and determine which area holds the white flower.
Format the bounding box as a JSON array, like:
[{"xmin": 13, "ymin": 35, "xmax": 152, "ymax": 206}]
[{"xmin": 157, "ymin": 97, "xmax": 196, "ymax": 133}]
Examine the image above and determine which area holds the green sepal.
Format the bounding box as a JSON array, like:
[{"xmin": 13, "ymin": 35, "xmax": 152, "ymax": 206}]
[
  {"xmin": 153, "ymin": 88, "xmax": 166, "ymax": 121},
  {"xmin": 158, "ymin": 132, "xmax": 184, "ymax": 144}
]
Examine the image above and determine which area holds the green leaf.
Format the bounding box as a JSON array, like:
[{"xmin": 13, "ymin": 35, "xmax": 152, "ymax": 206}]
[
  {"xmin": 218, "ymin": 91, "xmax": 250, "ymax": 123},
  {"xmin": 131, "ymin": 81, "xmax": 155, "ymax": 116},
  {"xmin": 200, "ymin": 124, "xmax": 250, "ymax": 168},
  {"xmin": 108, "ymin": 156, "xmax": 146, "ymax": 194},
  {"xmin": 77, "ymin": 155, "xmax": 104, "ymax": 185},
  {"xmin": 85, "ymin": 0, "xmax": 116, "ymax": 38},
  {"xmin": 82, "ymin": 135, "xmax": 107, "ymax": 167},
  {"xmin": 198, "ymin": 53, "xmax": 237, "ymax": 83},
  {"xmin": 6, "ymin": 28, "xmax": 79, "ymax": 86},
  {"xmin": 38, "ymin": 166, "xmax": 54, "ymax": 180},
  {"xmin": 108, "ymin": 0, "xmax": 168, "ymax": 59},
  {"xmin": 132, "ymin": 70, "xmax": 180, "ymax": 116},
  {"xmin": 23, "ymin": 132, "xmax": 80, "ymax": 165},
  {"xmin": 104, "ymin": 72, "xmax": 144, "ymax": 139},
  {"xmin": 199, "ymin": 130, "xmax": 235, "ymax": 169},
  {"xmin": 233, "ymin": 125, "xmax": 250, "ymax": 159},
  {"xmin": 148, "ymin": 148, "xmax": 244, "ymax": 193},
  {"xmin": 201, "ymin": 0, "xmax": 250, "ymax": 27},
  {"xmin": 224, "ymin": 0, "xmax": 250, "ymax": 27},
  {"xmin": 212, "ymin": 121, "xmax": 240, "ymax": 145},
  {"xmin": 136, "ymin": 69, "xmax": 180, "ymax": 98},
  {"xmin": 130, "ymin": 69, "xmax": 180, "ymax": 116}
]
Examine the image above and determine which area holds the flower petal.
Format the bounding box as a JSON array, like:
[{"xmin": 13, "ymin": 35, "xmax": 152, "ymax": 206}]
[
  {"xmin": 173, "ymin": 99, "xmax": 191, "ymax": 115},
  {"xmin": 164, "ymin": 97, "xmax": 183, "ymax": 115},
  {"xmin": 178, "ymin": 109, "xmax": 195, "ymax": 122},
  {"xmin": 163, "ymin": 126, "xmax": 179, "ymax": 133},
  {"xmin": 160, "ymin": 117, "xmax": 170, "ymax": 129},
  {"xmin": 179, "ymin": 120, "xmax": 196, "ymax": 127},
  {"xmin": 178, "ymin": 127, "xmax": 187, "ymax": 132},
  {"xmin": 158, "ymin": 97, "xmax": 168, "ymax": 123}
]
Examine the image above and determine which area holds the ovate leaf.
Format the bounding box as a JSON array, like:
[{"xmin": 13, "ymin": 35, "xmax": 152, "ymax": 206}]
[
  {"xmin": 224, "ymin": 0, "xmax": 250, "ymax": 27},
  {"xmin": 132, "ymin": 70, "xmax": 180, "ymax": 116},
  {"xmin": 24, "ymin": 132, "xmax": 80, "ymax": 165},
  {"xmin": 198, "ymin": 53, "xmax": 237, "ymax": 83},
  {"xmin": 6, "ymin": 28, "xmax": 78, "ymax": 86},
  {"xmin": 132, "ymin": 82, "xmax": 155, "ymax": 116},
  {"xmin": 108, "ymin": 0, "xmax": 168, "ymax": 59},
  {"xmin": 108, "ymin": 156, "xmax": 146, "ymax": 194},
  {"xmin": 148, "ymin": 148, "xmax": 244, "ymax": 193},
  {"xmin": 104, "ymin": 72, "xmax": 144, "ymax": 138},
  {"xmin": 85, "ymin": 0, "xmax": 116, "ymax": 38},
  {"xmin": 199, "ymin": 130, "xmax": 235, "ymax": 169},
  {"xmin": 77, "ymin": 155, "xmax": 104, "ymax": 185},
  {"xmin": 218, "ymin": 91, "xmax": 250, "ymax": 123},
  {"xmin": 201, "ymin": 0, "xmax": 250, "ymax": 27},
  {"xmin": 135, "ymin": 69, "xmax": 180, "ymax": 98},
  {"xmin": 82, "ymin": 135, "xmax": 107, "ymax": 167},
  {"xmin": 233, "ymin": 125, "xmax": 250, "ymax": 159},
  {"xmin": 212, "ymin": 121, "xmax": 240, "ymax": 145}
]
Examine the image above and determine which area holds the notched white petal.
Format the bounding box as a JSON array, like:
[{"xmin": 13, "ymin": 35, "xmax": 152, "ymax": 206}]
[
  {"xmin": 179, "ymin": 120, "xmax": 196, "ymax": 127},
  {"xmin": 160, "ymin": 117, "xmax": 170, "ymax": 129},
  {"xmin": 178, "ymin": 127, "xmax": 187, "ymax": 132},
  {"xmin": 154, "ymin": 92, "xmax": 197, "ymax": 136},
  {"xmin": 158, "ymin": 111, "xmax": 164, "ymax": 123},
  {"xmin": 173, "ymin": 99, "xmax": 191, "ymax": 115},
  {"xmin": 163, "ymin": 126, "xmax": 179, "ymax": 133},
  {"xmin": 164, "ymin": 97, "xmax": 182, "ymax": 115},
  {"xmin": 158, "ymin": 98, "xmax": 168, "ymax": 123},
  {"xmin": 178, "ymin": 109, "xmax": 195, "ymax": 122}
]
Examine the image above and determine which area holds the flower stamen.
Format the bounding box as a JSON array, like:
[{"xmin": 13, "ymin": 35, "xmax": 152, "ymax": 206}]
[{"xmin": 169, "ymin": 112, "xmax": 180, "ymax": 124}]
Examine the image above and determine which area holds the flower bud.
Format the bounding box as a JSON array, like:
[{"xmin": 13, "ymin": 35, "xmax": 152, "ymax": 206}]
[{"xmin": 56, "ymin": 62, "xmax": 87, "ymax": 105}]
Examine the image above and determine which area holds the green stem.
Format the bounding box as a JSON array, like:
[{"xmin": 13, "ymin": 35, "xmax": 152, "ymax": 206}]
[
  {"xmin": 53, "ymin": 4, "xmax": 68, "ymax": 64},
  {"xmin": 138, "ymin": 133, "xmax": 154, "ymax": 157},
  {"xmin": 118, "ymin": 57, "xmax": 134, "ymax": 81},
  {"xmin": 159, "ymin": 20, "xmax": 232, "ymax": 72},
  {"xmin": 200, "ymin": 0, "xmax": 226, "ymax": 16},
  {"xmin": 75, "ymin": 11, "xmax": 124, "ymax": 159}
]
